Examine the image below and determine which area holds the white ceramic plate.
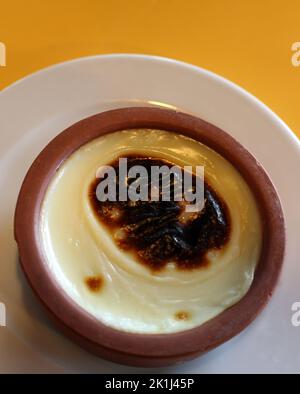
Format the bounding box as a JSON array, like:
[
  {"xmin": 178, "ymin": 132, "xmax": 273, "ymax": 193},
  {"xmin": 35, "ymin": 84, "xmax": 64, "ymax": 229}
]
[{"xmin": 0, "ymin": 54, "xmax": 299, "ymax": 373}]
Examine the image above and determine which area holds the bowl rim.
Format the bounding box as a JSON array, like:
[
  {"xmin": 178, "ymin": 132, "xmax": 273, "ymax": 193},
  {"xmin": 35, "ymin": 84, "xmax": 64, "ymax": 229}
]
[{"xmin": 14, "ymin": 107, "xmax": 285, "ymax": 363}]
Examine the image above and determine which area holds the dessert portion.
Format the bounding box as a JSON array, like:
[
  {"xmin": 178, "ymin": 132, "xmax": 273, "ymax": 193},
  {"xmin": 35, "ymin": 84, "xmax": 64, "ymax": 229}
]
[{"xmin": 40, "ymin": 128, "xmax": 262, "ymax": 334}]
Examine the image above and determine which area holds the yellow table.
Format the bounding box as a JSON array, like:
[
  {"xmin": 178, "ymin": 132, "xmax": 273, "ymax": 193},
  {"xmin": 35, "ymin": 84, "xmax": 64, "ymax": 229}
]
[{"xmin": 0, "ymin": 0, "xmax": 299, "ymax": 137}]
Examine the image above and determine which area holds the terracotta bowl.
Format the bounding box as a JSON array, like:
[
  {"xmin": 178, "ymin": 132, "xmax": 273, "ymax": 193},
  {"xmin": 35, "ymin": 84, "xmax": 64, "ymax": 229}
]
[{"xmin": 14, "ymin": 107, "xmax": 285, "ymax": 367}]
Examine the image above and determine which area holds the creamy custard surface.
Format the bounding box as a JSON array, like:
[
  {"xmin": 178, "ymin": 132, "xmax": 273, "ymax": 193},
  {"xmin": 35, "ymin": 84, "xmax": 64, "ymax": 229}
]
[{"xmin": 40, "ymin": 129, "xmax": 262, "ymax": 334}]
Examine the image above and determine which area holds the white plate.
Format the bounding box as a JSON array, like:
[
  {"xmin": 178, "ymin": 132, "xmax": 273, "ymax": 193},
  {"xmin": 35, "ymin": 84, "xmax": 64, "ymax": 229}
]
[{"xmin": 0, "ymin": 54, "xmax": 299, "ymax": 373}]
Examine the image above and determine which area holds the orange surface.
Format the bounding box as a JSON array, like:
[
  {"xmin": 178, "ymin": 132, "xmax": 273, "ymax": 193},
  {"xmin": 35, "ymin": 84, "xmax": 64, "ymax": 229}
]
[{"xmin": 0, "ymin": 0, "xmax": 299, "ymax": 137}]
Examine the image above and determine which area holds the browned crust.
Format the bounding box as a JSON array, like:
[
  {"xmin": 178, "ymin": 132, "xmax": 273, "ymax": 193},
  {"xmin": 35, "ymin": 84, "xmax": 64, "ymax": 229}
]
[{"xmin": 14, "ymin": 107, "xmax": 285, "ymax": 367}]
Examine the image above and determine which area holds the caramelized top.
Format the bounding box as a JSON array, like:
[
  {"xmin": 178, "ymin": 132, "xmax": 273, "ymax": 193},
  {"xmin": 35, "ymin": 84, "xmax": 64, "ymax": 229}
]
[
  {"xmin": 85, "ymin": 275, "xmax": 104, "ymax": 292},
  {"xmin": 89, "ymin": 156, "xmax": 230, "ymax": 271}
]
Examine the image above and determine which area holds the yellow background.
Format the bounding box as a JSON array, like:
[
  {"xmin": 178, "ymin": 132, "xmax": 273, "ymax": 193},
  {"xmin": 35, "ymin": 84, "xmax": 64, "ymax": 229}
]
[{"xmin": 0, "ymin": 0, "xmax": 299, "ymax": 137}]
